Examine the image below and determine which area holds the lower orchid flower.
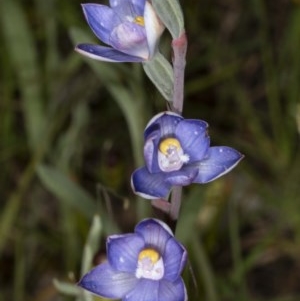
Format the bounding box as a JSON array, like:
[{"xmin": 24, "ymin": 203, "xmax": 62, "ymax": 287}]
[
  {"xmin": 78, "ymin": 218, "xmax": 187, "ymax": 301},
  {"xmin": 131, "ymin": 112, "xmax": 244, "ymax": 199},
  {"xmin": 75, "ymin": 0, "xmax": 164, "ymax": 62}
]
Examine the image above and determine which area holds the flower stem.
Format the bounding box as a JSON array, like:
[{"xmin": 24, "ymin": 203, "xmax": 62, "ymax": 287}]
[
  {"xmin": 169, "ymin": 32, "xmax": 187, "ymax": 229},
  {"xmin": 169, "ymin": 186, "xmax": 182, "ymax": 228},
  {"xmin": 150, "ymin": 33, "xmax": 187, "ymax": 230},
  {"xmin": 171, "ymin": 32, "xmax": 187, "ymax": 113}
]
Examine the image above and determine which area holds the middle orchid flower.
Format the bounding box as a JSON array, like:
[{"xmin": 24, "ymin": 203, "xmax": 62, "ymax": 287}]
[
  {"xmin": 75, "ymin": 0, "xmax": 164, "ymax": 62},
  {"xmin": 131, "ymin": 112, "xmax": 244, "ymax": 199}
]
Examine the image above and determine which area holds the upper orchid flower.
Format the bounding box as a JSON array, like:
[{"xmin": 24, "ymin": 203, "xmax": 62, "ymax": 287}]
[
  {"xmin": 131, "ymin": 112, "xmax": 244, "ymax": 199},
  {"xmin": 78, "ymin": 218, "xmax": 187, "ymax": 301},
  {"xmin": 75, "ymin": 0, "xmax": 164, "ymax": 62}
]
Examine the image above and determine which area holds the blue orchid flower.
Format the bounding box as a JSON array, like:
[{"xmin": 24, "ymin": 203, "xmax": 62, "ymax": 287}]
[
  {"xmin": 75, "ymin": 0, "xmax": 164, "ymax": 62},
  {"xmin": 131, "ymin": 112, "xmax": 244, "ymax": 199},
  {"xmin": 78, "ymin": 218, "xmax": 187, "ymax": 301}
]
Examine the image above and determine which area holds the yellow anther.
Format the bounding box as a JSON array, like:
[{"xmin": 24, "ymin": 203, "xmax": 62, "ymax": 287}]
[
  {"xmin": 134, "ymin": 16, "xmax": 145, "ymax": 26},
  {"xmin": 138, "ymin": 248, "xmax": 160, "ymax": 264},
  {"xmin": 159, "ymin": 138, "xmax": 181, "ymax": 155}
]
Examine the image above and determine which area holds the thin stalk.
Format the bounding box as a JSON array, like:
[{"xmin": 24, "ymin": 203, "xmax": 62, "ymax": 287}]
[
  {"xmin": 169, "ymin": 186, "xmax": 183, "ymax": 222},
  {"xmin": 169, "ymin": 32, "xmax": 188, "ymax": 229},
  {"xmin": 192, "ymin": 238, "xmax": 219, "ymax": 301},
  {"xmin": 171, "ymin": 32, "xmax": 187, "ymax": 113}
]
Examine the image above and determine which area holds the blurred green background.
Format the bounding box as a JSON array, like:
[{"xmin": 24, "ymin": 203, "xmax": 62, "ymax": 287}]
[{"xmin": 0, "ymin": 0, "xmax": 300, "ymax": 300}]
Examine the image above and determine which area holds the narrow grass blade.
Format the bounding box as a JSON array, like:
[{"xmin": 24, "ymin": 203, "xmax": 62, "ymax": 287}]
[{"xmin": 0, "ymin": 0, "xmax": 45, "ymax": 149}]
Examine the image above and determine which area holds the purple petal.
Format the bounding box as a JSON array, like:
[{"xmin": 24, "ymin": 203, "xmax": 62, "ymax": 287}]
[
  {"xmin": 144, "ymin": 131, "xmax": 162, "ymax": 173},
  {"xmin": 78, "ymin": 262, "xmax": 138, "ymax": 298},
  {"xmin": 110, "ymin": 22, "xmax": 149, "ymax": 59},
  {"xmin": 107, "ymin": 233, "xmax": 145, "ymax": 273},
  {"xmin": 159, "ymin": 278, "xmax": 187, "ymax": 301},
  {"xmin": 193, "ymin": 146, "xmax": 244, "ymax": 183},
  {"xmin": 110, "ymin": 0, "xmax": 146, "ymax": 17},
  {"xmin": 164, "ymin": 166, "xmax": 198, "ymax": 186},
  {"xmin": 131, "ymin": 0, "xmax": 146, "ymax": 15},
  {"xmin": 175, "ymin": 119, "xmax": 210, "ymax": 162},
  {"xmin": 124, "ymin": 278, "xmax": 159, "ymax": 301},
  {"xmin": 75, "ymin": 44, "xmax": 145, "ymax": 62},
  {"xmin": 134, "ymin": 219, "xmax": 172, "ymax": 255},
  {"xmin": 82, "ymin": 4, "xmax": 116, "ymax": 45},
  {"xmin": 163, "ymin": 238, "xmax": 187, "ymax": 282},
  {"xmin": 131, "ymin": 167, "xmax": 171, "ymax": 199},
  {"xmin": 144, "ymin": 112, "xmax": 183, "ymax": 141}
]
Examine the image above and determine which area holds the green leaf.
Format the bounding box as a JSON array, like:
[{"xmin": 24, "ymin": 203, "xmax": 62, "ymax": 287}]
[
  {"xmin": 81, "ymin": 215, "xmax": 102, "ymax": 276},
  {"xmin": 37, "ymin": 164, "xmax": 96, "ymax": 218},
  {"xmin": 0, "ymin": 0, "xmax": 45, "ymax": 149},
  {"xmin": 152, "ymin": 0, "xmax": 184, "ymax": 39},
  {"xmin": 143, "ymin": 52, "xmax": 174, "ymax": 101},
  {"xmin": 53, "ymin": 279, "xmax": 81, "ymax": 296}
]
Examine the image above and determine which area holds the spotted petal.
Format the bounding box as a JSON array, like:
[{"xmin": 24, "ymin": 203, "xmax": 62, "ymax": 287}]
[
  {"xmin": 75, "ymin": 44, "xmax": 145, "ymax": 62},
  {"xmin": 175, "ymin": 119, "xmax": 210, "ymax": 162},
  {"xmin": 131, "ymin": 167, "xmax": 172, "ymax": 199},
  {"xmin": 78, "ymin": 262, "xmax": 138, "ymax": 298},
  {"xmin": 107, "ymin": 233, "xmax": 145, "ymax": 273},
  {"xmin": 192, "ymin": 146, "xmax": 244, "ymax": 183}
]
